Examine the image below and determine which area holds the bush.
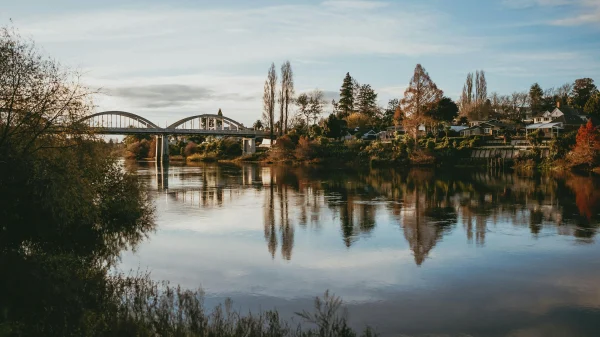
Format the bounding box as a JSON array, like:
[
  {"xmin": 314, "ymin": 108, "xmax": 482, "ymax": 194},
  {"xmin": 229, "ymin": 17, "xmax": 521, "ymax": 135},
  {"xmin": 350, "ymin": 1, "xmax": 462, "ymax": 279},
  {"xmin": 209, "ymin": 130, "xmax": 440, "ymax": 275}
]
[
  {"xmin": 184, "ymin": 141, "xmax": 198, "ymax": 157},
  {"xmin": 295, "ymin": 136, "xmax": 318, "ymax": 160}
]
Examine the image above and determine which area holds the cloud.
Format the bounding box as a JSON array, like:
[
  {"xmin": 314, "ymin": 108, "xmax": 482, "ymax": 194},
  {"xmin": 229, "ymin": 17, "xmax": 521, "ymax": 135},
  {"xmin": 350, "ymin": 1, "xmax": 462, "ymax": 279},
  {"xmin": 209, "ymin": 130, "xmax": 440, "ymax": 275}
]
[
  {"xmin": 502, "ymin": 0, "xmax": 600, "ymax": 26},
  {"xmin": 551, "ymin": 0, "xmax": 600, "ymax": 26},
  {"xmin": 321, "ymin": 0, "xmax": 389, "ymax": 10},
  {"xmin": 502, "ymin": 0, "xmax": 570, "ymax": 9},
  {"xmin": 102, "ymin": 84, "xmax": 255, "ymax": 109}
]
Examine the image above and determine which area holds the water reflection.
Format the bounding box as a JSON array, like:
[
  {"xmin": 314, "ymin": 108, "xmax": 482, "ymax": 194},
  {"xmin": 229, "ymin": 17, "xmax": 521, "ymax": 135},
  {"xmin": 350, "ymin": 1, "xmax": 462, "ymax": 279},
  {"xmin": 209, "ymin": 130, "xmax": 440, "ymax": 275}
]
[
  {"xmin": 121, "ymin": 161, "xmax": 600, "ymax": 335},
  {"xmin": 130, "ymin": 161, "xmax": 600, "ymax": 266}
]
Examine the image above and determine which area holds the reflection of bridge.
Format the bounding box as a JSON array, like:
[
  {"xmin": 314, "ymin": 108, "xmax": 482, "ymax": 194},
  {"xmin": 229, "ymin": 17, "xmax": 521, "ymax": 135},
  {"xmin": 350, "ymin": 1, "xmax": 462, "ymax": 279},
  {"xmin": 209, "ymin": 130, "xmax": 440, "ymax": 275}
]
[{"xmin": 79, "ymin": 111, "xmax": 268, "ymax": 161}]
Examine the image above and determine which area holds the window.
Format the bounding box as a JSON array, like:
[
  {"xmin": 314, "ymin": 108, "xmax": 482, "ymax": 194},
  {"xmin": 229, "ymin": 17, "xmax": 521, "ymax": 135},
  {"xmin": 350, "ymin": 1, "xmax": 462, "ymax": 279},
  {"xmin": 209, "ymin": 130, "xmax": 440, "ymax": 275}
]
[{"xmin": 484, "ymin": 128, "xmax": 491, "ymax": 134}]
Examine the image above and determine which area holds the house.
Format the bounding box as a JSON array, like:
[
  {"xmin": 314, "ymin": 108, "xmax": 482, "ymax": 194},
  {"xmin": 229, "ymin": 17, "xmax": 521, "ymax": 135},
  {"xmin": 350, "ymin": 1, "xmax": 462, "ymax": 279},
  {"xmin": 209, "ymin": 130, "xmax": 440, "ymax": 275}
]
[
  {"xmin": 460, "ymin": 120, "xmax": 510, "ymax": 137},
  {"xmin": 531, "ymin": 105, "xmax": 586, "ymax": 130},
  {"xmin": 469, "ymin": 119, "xmax": 500, "ymax": 127},
  {"xmin": 525, "ymin": 122, "xmax": 563, "ymax": 138},
  {"xmin": 378, "ymin": 125, "xmax": 404, "ymax": 141},
  {"xmin": 361, "ymin": 130, "xmax": 378, "ymax": 140}
]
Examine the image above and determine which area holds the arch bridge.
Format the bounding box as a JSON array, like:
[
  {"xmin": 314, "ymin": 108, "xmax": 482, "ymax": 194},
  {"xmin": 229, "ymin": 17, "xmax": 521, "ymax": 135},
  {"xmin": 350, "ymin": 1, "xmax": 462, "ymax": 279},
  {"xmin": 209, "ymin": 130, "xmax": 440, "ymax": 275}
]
[{"xmin": 79, "ymin": 111, "xmax": 266, "ymax": 161}]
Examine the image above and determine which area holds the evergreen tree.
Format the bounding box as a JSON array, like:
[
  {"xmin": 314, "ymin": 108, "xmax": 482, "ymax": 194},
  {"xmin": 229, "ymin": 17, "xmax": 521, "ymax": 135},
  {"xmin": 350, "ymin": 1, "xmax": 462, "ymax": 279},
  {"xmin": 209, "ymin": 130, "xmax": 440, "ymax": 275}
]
[
  {"xmin": 584, "ymin": 92, "xmax": 600, "ymax": 117},
  {"xmin": 338, "ymin": 72, "xmax": 354, "ymax": 118},
  {"xmin": 356, "ymin": 84, "xmax": 378, "ymax": 116},
  {"xmin": 571, "ymin": 78, "xmax": 598, "ymax": 111},
  {"xmin": 529, "ymin": 83, "xmax": 544, "ymax": 113}
]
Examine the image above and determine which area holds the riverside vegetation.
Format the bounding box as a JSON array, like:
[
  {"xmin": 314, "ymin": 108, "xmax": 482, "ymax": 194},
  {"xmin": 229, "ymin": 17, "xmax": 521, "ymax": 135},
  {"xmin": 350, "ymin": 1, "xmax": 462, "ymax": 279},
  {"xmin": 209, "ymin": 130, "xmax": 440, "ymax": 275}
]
[{"xmin": 0, "ymin": 26, "xmax": 376, "ymax": 336}]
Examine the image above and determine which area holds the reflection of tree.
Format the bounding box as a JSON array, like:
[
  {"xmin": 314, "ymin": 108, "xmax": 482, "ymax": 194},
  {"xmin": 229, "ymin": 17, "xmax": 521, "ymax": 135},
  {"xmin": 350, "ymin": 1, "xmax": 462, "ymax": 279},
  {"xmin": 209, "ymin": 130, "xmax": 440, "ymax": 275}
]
[{"xmin": 159, "ymin": 162, "xmax": 600, "ymax": 264}]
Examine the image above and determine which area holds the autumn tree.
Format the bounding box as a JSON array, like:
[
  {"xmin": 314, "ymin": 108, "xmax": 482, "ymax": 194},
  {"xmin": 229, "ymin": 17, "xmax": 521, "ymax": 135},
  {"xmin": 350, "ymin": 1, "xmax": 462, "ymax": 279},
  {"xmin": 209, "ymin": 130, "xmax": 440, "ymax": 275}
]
[
  {"xmin": 570, "ymin": 119, "xmax": 600, "ymax": 168},
  {"xmin": 262, "ymin": 63, "xmax": 277, "ymax": 140},
  {"xmin": 459, "ymin": 73, "xmax": 474, "ymax": 117},
  {"xmin": 401, "ymin": 64, "xmax": 443, "ymax": 145},
  {"xmin": 295, "ymin": 90, "xmax": 324, "ymax": 128},
  {"xmin": 278, "ymin": 61, "xmax": 294, "ymax": 135},
  {"xmin": 338, "ymin": 73, "xmax": 354, "ymax": 118}
]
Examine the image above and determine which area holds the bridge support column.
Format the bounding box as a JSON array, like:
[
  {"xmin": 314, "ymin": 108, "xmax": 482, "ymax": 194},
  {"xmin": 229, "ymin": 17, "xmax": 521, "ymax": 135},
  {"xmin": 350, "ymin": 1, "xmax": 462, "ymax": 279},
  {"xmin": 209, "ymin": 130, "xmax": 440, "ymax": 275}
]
[
  {"xmin": 242, "ymin": 137, "xmax": 256, "ymax": 155},
  {"xmin": 155, "ymin": 135, "xmax": 170, "ymax": 163}
]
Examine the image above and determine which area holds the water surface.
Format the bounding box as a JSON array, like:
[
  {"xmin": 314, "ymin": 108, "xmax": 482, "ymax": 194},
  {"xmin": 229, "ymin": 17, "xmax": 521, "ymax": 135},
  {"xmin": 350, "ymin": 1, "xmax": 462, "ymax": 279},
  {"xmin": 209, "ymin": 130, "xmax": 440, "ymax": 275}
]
[{"xmin": 119, "ymin": 162, "xmax": 600, "ymax": 336}]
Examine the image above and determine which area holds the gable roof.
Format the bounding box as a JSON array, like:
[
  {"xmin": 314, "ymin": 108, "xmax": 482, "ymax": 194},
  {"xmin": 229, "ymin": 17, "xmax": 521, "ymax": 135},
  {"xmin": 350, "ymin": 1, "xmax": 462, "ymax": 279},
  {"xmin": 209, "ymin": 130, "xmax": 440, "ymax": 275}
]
[{"xmin": 553, "ymin": 114, "xmax": 586, "ymax": 126}]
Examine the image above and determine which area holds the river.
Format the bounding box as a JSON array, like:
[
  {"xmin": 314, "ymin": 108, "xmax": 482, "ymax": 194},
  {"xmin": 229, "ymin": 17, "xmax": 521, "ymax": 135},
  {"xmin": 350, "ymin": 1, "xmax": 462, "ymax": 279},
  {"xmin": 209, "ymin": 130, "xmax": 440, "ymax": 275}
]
[{"xmin": 118, "ymin": 161, "xmax": 600, "ymax": 337}]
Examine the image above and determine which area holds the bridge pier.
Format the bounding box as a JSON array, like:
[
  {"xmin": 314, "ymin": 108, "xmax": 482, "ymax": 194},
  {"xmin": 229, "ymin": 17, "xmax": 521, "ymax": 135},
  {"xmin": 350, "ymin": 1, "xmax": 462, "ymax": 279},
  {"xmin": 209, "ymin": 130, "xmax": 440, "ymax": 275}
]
[
  {"xmin": 155, "ymin": 135, "xmax": 169, "ymax": 162},
  {"xmin": 242, "ymin": 137, "xmax": 256, "ymax": 155}
]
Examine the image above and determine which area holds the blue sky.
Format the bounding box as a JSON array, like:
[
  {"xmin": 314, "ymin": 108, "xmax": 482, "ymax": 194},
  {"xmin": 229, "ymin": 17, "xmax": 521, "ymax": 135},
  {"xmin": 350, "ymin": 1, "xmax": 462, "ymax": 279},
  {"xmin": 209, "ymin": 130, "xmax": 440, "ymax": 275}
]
[{"xmin": 2, "ymin": 0, "xmax": 600, "ymax": 125}]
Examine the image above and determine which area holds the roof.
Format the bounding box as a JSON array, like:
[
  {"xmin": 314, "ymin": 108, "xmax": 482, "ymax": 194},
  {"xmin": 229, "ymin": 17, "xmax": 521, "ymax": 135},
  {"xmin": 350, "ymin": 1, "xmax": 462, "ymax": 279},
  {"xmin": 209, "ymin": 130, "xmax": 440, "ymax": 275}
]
[
  {"xmin": 450, "ymin": 126, "xmax": 468, "ymax": 132},
  {"xmin": 526, "ymin": 122, "xmax": 564, "ymax": 130},
  {"xmin": 553, "ymin": 114, "xmax": 586, "ymax": 125}
]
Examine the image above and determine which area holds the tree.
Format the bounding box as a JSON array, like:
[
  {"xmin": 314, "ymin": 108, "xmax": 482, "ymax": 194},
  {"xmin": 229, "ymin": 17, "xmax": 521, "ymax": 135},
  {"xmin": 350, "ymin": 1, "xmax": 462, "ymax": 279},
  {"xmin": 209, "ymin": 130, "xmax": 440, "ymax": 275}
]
[
  {"xmin": 346, "ymin": 112, "xmax": 372, "ymax": 129},
  {"xmin": 253, "ymin": 119, "xmax": 263, "ymax": 130},
  {"xmin": 584, "ymin": 92, "xmax": 600, "ymax": 117},
  {"xmin": 308, "ymin": 89, "xmax": 325, "ymax": 125},
  {"xmin": 338, "ymin": 72, "xmax": 354, "ymax": 118},
  {"xmin": 382, "ymin": 98, "xmax": 399, "ymax": 127},
  {"xmin": 323, "ymin": 113, "xmax": 347, "ymax": 139},
  {"xmin": 262, "ymin": 63, "xmax": 277, "ymax": 140},
  {"xmin": 571, "ymin": 78, "xmax": 598, "ymax": 110},
  {"xmin": 216, "ymin": 108, "xmax": 223, "ymax": 128},
  {"xmin": 459, "ymin": 73, "xmax": 475, "ymax": 119},
  {"xmin": 570, "ymin": 119, "xmax": 600, "ymax": 167},
  {"xmin": 279, "ymin": 61, "xmax": 294, "ymax": 135},
  {"xmin": 401, "ymin": 64, "xmax": 443, "ymax": 144},
  {"xmin": 428, "ymin": 97, "xmax": 459, "ymax": 123},
  {"xmin": 295, "ymin": 93, "xmax": 313, "ymax": 127},
  {"xmin": 0, "ymin": 26, "xmax": 153, "ymax": 335},
  {"xmin": 475, "ymin": 70, "xmax": 487, "ymax": 119},
  {"xmin": 356, "ymin": 84, "xmax": 378, "ymax": 116},
  {"xmin": 529, "ymin": 83, "xmax": 544, "ymax": 113},
  {"xmin": 351, "ymin": 78, "xmax": 361, "ymax": 112}
]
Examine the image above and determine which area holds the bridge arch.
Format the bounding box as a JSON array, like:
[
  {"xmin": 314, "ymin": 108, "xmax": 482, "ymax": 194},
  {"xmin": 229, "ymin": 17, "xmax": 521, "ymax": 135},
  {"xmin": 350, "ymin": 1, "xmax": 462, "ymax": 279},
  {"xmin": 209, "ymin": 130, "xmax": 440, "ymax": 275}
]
[
  {"xmin": 78, "ymin": 111, "xmax": 160, "ymax": 129},
  {"xmin": 167, "ymin": 114, "xmax": 245, "ymax": 130}
]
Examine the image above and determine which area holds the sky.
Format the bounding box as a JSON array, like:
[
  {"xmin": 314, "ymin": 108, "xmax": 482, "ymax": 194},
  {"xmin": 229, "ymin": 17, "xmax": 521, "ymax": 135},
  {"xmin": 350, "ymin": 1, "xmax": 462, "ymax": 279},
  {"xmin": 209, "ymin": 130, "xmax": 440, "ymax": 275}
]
[{"xmin": 2, "ymin": 0, "xmax": 600, "ymax": 126}]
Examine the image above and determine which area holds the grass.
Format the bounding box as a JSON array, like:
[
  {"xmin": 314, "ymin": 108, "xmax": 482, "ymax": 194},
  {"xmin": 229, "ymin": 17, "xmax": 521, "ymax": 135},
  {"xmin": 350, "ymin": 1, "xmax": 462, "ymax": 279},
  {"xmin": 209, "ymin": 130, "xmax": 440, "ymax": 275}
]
[
  {"xmin": 108, "ymin": 275, "xmax": 378, "ymax": 337},
  {"xmin": 187, "ymin": 153, "xmax": 218, "ymax": 162}
]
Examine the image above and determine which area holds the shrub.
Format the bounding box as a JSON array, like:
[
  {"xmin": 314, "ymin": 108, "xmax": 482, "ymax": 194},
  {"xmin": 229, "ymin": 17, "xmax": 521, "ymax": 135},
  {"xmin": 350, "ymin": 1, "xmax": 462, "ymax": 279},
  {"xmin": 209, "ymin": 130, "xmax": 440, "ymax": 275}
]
[
  {"xmin": 184, "ymin": 141, "xmax": 198, "ymax": 157},
  {"xmin": 295, "ymin": 136, "xmax": 318, "ymax": 160}
]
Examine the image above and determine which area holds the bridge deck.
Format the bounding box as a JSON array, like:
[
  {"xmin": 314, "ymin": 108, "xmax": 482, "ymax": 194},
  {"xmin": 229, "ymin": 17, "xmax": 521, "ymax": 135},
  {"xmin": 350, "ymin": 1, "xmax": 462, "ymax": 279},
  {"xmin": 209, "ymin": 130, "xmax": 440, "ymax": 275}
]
[{"xmin": 89, "ymin": 127, "xmax": 268, "ymax": 137}]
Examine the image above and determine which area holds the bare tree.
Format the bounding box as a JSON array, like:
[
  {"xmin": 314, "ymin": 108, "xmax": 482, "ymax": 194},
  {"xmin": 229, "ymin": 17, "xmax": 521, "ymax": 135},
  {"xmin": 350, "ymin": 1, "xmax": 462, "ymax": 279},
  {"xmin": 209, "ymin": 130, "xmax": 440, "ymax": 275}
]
[
  {"xmin": 279, "ymin": 61, "xmax": 294, "ymax": 135},
  {"xmin": 475, "ymin": 70, "xmax": 487, "ymax": 116},
  {"xmin": 351, "ymin": 78, "xmax": 361, "ymax": 112},
  {"xmin": 295, "ymin": 90, "xmax": 325, "ymax": 127},
  {"xmin": 262, "ymin": 63, "xmax": 277, "ymax": 140},
  {"xmin": 0, "ymin": 26, "xmax": 94, "ymax": 155},
  {"xmin": 401, "ymin": 64, "xmax": 443, "ymax": 145}
]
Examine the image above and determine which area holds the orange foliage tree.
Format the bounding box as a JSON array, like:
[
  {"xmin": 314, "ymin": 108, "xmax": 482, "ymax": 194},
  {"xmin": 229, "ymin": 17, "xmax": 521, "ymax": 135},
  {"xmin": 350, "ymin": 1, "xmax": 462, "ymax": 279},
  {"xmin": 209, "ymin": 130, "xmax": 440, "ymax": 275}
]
[
  {"xmin": 569, "ymin": 119, "xmax": 600, "ymax": 168},
  {"xmin": 401, "ymin": 64, "xmax": 443, "ymax": 146}
]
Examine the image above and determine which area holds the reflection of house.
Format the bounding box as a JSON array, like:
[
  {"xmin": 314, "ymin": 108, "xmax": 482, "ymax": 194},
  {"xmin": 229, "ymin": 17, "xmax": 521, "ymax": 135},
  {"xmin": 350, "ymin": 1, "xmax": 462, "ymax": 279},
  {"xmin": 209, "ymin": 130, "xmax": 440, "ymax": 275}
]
[{"xmin": 460, "ymin": 120, "xmax": 510, "ymax": 137}]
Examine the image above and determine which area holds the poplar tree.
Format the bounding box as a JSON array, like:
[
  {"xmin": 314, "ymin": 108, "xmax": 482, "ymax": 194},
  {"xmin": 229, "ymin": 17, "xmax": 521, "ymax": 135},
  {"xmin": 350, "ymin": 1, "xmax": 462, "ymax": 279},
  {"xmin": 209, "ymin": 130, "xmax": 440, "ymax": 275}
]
[{"xmin": 262, "ymin": 63, "xmax": 277, "ymax": 140}]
